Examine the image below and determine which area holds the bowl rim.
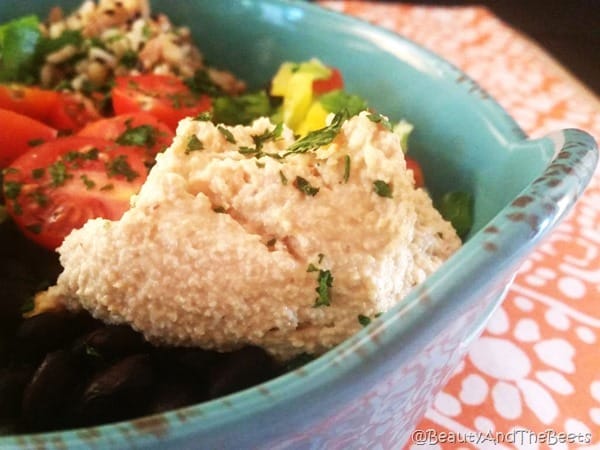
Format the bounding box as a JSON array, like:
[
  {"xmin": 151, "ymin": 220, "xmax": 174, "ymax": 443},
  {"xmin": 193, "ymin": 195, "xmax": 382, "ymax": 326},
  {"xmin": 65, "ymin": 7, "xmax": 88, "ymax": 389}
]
[{"xmin": 1, "ymin": 0, "xmax": 597, "ymax": 447}]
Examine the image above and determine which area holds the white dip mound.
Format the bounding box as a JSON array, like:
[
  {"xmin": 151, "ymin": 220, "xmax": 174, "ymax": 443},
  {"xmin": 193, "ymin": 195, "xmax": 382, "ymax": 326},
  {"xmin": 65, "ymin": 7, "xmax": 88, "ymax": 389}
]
[{"xmin": 49, "ymin": 111, "xmax": 461, "ymax": 360}]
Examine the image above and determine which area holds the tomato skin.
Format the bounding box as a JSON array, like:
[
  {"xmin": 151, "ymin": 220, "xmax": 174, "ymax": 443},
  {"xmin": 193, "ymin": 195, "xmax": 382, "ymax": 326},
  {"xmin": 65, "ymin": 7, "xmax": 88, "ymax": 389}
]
[
  {"xmin": 0, "ymin": 109, "xmax": 58, "ymax": 167},
  {"xmin": 0, "ymin": 85, "xmax": 60, "ymax": 122},
  {"xmin": 406, "ymin": 156, "xmax": 425, "ymax": 188},
  {"xmin": 46, "ymin": 92, "xmax": 102, "ymax": 132},
  {"xmin": 112, "ymin": 74, "xmax": 212, "ymax": 131},
  {"xmin": 78, "ymin": 112, "xmax": 174, "ymax": 160},
  {"xmin": 3, "ymin": 136, "xmax": 148, "ymax": 249},
  {"xmin": 312, "ymin": 67, "xmax": 344, "ymax": 94}
]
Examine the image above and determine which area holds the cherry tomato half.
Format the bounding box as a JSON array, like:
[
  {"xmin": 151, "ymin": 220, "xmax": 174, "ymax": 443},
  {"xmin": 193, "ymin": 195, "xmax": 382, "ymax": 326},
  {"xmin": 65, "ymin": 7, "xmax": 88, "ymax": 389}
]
[
  {"xmin": 0, "ymin": 109, "xmax": 57, "ymax": 167},
  {"xmin": 3, "ymin": 136, "xmax": 148, "ymax": 249},
  {"xmin": 78, "ymin": 112, "xmax": 174, "ymax": 166},
  {"xmin": 112, "ymin": 74, "xmax": 212, "ymax": 131},
  {"xmin": 0, "ymin": 84, "xmax": 60, "ymax": 122},
  {"xmin": 46, "ymin": 92, "xmax": 102, "ymax": 133}
]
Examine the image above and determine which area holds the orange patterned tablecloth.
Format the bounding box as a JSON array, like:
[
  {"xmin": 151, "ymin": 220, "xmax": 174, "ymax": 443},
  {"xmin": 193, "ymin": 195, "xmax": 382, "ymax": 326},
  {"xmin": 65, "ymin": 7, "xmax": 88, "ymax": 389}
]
[{"xmin": 320, "ymin": 2, "xmax": 600, "ymax": 448}]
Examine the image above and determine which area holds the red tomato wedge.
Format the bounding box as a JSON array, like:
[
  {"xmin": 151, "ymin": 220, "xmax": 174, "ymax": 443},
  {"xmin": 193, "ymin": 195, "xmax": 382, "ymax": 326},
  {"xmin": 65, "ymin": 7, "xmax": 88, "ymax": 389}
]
[
  {"xmin": 46, "ymin": 92, "xmax": 102, "ymax": 132},
  {"xmin": 0, "ymin": 109, "xmax": 58, "ymax": 167},
  {"xmin": 78, "ymin": 113, "xmax": 174, "ymax": 164},
  {"xmin": 112, "ymin": 74, "xmax": 212, "ymax": 131},
  {"xmin": 2, "ymin": 136, "xmax": 148, "ymax": 249},
  {"xmin": 0, "ymin": 84, "xmax": 59, "ymax": 123},
  {"xmin": 312, "ymin": 67, "xmax": 344, "ymax": 94},
  {"xmin": 406, "ymin": 156, "xmax": 425, "ymax": 188}
]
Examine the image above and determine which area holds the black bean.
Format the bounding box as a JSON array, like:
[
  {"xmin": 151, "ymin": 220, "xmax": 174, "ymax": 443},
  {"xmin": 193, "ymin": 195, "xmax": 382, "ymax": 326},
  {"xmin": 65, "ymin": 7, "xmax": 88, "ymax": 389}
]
[
  {"xmin": 149, "ymin": 375, "xmax": 205, "ymax": 414},
  {"xmin": 207, "ymin": 346, "xmax": 282, "ymax": 399},
  {"xmin": 152, "ymin": 346, "xmax": 220, "ymax": 378},
  {"xmin": 75, "ymin": 354, "xmax": 154, "ymax": 426},
  {"xmin": 20, "ymin": 350, "xmax": 82, "ymax": 431},
  {"xmin": 72, "ymin": 324, "xmax": 149, "ymax": 363},
  {"xmin": 0, "ymin": 367, "xmax": 34, "ymax": 423},
  {"xmin": 15, "ymin": 310, "xmax": 101, "ymax": 363}
]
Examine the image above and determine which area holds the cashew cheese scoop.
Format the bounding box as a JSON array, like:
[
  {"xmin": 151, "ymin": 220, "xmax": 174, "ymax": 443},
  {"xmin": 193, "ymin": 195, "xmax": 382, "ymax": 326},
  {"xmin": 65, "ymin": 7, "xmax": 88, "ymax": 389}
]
[{"xmin": 48, "ymin": 112, "xmax": 461, "ymax": 360}]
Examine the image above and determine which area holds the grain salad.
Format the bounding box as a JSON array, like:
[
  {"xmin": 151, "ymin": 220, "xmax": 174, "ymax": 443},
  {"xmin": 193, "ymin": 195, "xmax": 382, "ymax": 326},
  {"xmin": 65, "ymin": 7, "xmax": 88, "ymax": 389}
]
[{"xmin": 39, "ymin": 0, "xmax": 244, "ymax": 94}]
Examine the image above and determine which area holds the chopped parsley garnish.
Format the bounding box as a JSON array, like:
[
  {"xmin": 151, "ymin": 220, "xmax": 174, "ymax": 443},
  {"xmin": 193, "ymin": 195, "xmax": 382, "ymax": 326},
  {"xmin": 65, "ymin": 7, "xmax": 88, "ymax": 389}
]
[
  {"xmin": 30, "ymin": 190, "xmax": 48, "ymax": 206},
  {"xmin": 185, "ymin": 69, "xmax": 224, "ymax": 96},
  {"xmin": 238, "ymin": 124, "xmax": 283, "ymax": 158},
  {"xmin": 373, "ymin": 180, "xmax": 393, "ymax": 198},
  {"xmin": 80, "ymin": 174, "xmax": 96, "ymax": 190},
  {"xmin": 194, "ymin": 111, "xmax": 212, "ymax": 121},
  {"xmin": 306, "ymin": 263, "xmax": 319, "ymax": 273},
  {"xmin": 4, "ymin": 181, "xmax": 22, "ymax": 199},
  {"xmin": 185, "ymin": 135, "xmax": 204, "ymax": 154},
  {"xmin": 116, "ymin": 123, "xmax": 157, "ymax": 148},
  {"xmin": 255, "ymin": 161, "xmax": 265, "ymax": 168},
  {"xmin": 343, "ymin": 154, "xmax": 351, "ymax": 183},
  {"xmin": 28, "ymin": 138, "xmax": 45, "ymax": 147},
  {"xmin": 119, "ymin": 49, "xmax": 138, "ymax": 68},
  {"xmin": 217, "ymin": 125, "xmax": 236, "ymax": 143},
  {"xmin": 106, "ymin": 155, "xmax": 139, "ymax": 181},
  {"xmin": 285, "ymin": 110, "xmax": 348, "ymax": 156},
  {"xmin": 294, "ymin": 176, "xmax": 319, "ymax": 196},
  {"xmin": 49, "ymin": 161, "xmax": 72, "ymax": 187},
  {"xmin": 367, "ymin": 112, "xmax": 393, "ymax": 130},
  {"xmin": 25, "ymin": 223, "xmax": 42, "ymax": 234},
  {"xmin": 31, "ymin": 168, "xmax": 45, "ymax": 179},
  {"xmin": 279, "ymin": 170, "xmax": 288, "ymax": 185},
  {"xmin": 313, "ymin": 269, "xmax": 333, "ymax": 307},
  {"xmin": 358, "ymin": 314, "xmax": 371, "ymax": 327}
]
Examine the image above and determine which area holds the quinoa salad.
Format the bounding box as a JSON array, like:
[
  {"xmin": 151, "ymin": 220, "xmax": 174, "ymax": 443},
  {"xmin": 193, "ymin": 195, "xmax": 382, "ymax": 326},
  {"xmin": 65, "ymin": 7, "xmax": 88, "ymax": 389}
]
[{"xmin": 0, "ymin": 0, "xmax": 473, "ymax": 434}]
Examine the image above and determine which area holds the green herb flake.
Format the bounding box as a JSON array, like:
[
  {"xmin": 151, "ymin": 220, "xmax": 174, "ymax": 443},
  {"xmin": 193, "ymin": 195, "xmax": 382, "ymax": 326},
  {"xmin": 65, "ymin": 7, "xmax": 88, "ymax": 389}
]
[
  {"xmin": 306, "ymin": 263, "xmax": 319, "ymax": 273},
  {"xmin": 119, "ymin": 49, "xmax": 138, "ymax": 68},
  {"xmin": 313, "ymin": 269, "xmax": 333, "ymax": 307},
  {"xmin": 28, "ymin": 138, "xmax": 45, "ymax": 147},
  {"xmin": 20, "ymin": 296, "xmax": 35, "ymax": 314},
  {"xmin": 343, "ymin": 154, "xmax": 351, "ymax": 183},
  {"xmin": 25, "ymin": 223, "xmax": 42, "ymax": 234},
  {"xmin": 30, "ymin": 190, "xmax": 48, "ymax": 207},
  {"xmin": 106, "ymin": 155, "xmax": 139, "ymax": 181},
  {"xmin": 294, "ymin": 176, "xmax": 319, "ymax": 196},
  {"xmin": 285, "ymin": 110, "xmax": 348, "ymax": 155},
  {"xmin": 367, "ymin": 112, "xmax": 393, "ymax": 130},
  {"xmin": 80, "ymin": 174, "xmax": 96, "ymax": 190},
  {"xmin": 116, "ymin": 124, "xmax": 157, "ymax": 148},
  {"xmin": 84, "ymin": 148, "xmax": 100, "ymax": 160},
  {"xmin": 49, "ymin": 161, "xmax": 72, "ymax": 187},
  {"xmin": 279, "ymin": 170, "xmax": 288, "ymax": 185},
  {"xmin": 31, "ymin": 167, "xmax": 45, "ymax": 179},
  {"xmin": 373, "ymin": 180, "xmax": 393, "ymax": 198},
  {"xmin": 255, "ymin": 161, "xmax": 265, "ymax": 169},
  {"xmin": 4, "ymin": 181, "xmax": 22, "ymax": 199},
  {"xmin": 185, "ymin": 135, "xmax": 204, "ymax": 154},
  {"xmin": 194, "ymin": 111, "xmax": 212, "ymax": 121},
  {"xmin": 217, "ymin": 125, "xmax": 236, "ymax": 143},
  {"xmin": 358, "ymin": 314, "xmax": 371, "ymax": 327},
  {"xmin": 100, "ymin": 183, "xmax": 114, "ymax": 191}
]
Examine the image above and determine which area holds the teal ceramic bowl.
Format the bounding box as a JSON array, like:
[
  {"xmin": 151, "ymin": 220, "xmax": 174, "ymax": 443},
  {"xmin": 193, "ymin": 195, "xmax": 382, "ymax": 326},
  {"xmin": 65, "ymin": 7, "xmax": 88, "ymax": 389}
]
[{"xmin": 0, "ymin": 0, "xmax": 597, "ymax": 448}]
